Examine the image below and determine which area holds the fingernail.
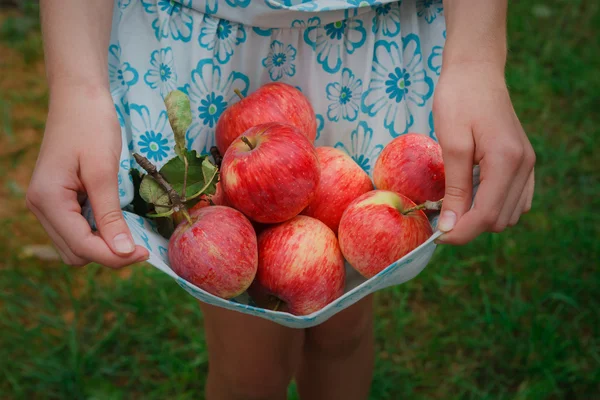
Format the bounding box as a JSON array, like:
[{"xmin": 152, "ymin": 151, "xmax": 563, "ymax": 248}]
[
  {"xmin": 113, "ymin": 233, "xmax": 135, "ymax": 254},
  {"xmin": 438, "ymin": 211, "xmax": 456, "ymax": 232}
]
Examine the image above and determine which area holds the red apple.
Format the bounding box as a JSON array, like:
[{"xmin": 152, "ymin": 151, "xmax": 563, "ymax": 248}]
[
  {"xmin": 302, "ymin": 146, "xmax": 373, "ymax": 234},
  {"xmin": 209, "ymin": 181, "xmax": 226, "ymax": 205},
  {"xmin": 215, "ymin": 82, "xmax": 317, "ymax": 153},
  {"xmin": 220, "ymin": 122, "xmax": 320, "ymax": 224},
  {"xmin": 249, "ymin": 215, "xmax": 345, "ymax": 316},
  {"xmin": 168, "ymin": 205, "xmax": 258, "ymax": 299},
  {"xmin": 189, "ymin": 181, "xmax": 227, "ymax": 212},
  {"xmin": 338, "ymin": 190, "xmax": 433, "ymax": 279},
  {"xmin": 373, "ymin": 133, "xmax": 445, "ymax": 204}
]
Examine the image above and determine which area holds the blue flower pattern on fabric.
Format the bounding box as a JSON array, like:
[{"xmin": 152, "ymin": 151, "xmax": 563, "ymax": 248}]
[
  {"xmin": 262, "ymin": 40, "xmax": 297, "ymax": 81},
  {"xmin": 185, "ymin": 59, "xmax": 250, "ymax": 153},
  {"xmin": 304, "ymin": 18, "xmax": 366, "ymax": 74},
  {"xmin": 265, "ymin": 0, "xmax": 316, "ymax": 11},
  {"xmin": 130, "ymin": 104, "xmax": 173, "ymax": 163},
  {"xmin": 118, "ymin": 156, "xmax": 133, "ymax": 204},
  {"xmin": 252, "ymin": 26, "xmax": 275, "ymax": 36},
  {"xmin": 199, "ymin": 16, "xmax": 247, "ymax": 64},
  {"xmin": 199, "ymin": 0, "xmax": 218, "ymax": 14},
  {"xmin": 372, "ymin": 3, "xmax": 401, "ymax": 36},
  {"xmin": 118, "ymin": 174, "xmax": 126, "ymax": 198},
  {"xmin": 416, "ymin": 0, "xmax": 443, "ymax": 24},
  {"xmin": 428, "ymin": 30, "xmax": 445, "ymax": 76},
  {"xmin": 362, "ymin": 35, "xmax": 433, "ymax": 137},
  {"xmin": 291, "ymin": 16, "xmax": 320, "ymax": 29},
  {"xmin": 141, "ymin": 0, "xmax": 194, "ymax": 42},
  {"xmin": 315, "ymin": 114, "xmax": 325, "ymax": 141},
  {"xmin": 116, "ymin": 0, "xmax": 132, "ymax": 21},
  {"xmin": 123, "ymin": 212, "xmax": 153, "ymax": 251},
  {"xmin": 334, "ymin": 121, "xmax": 383, "ymax": 175},
  {"xmin": 198, "ymin": 92, "xmax": 227, "ymax": 127},
  {"xmin": 158, "ymin": 246, "xmax": 169, "ymax": 262},
  {"xmin": 226, "ymin": 0, "xmax": 251, "ymax": 7},
  {"xmin": 108, "ymin": 43, "xmax": 138, "ymax": 106},
  {"xmin": 115, "ymin": 104, "xmax": 126, "ymax": 127},
  {"xmin": 118, "ymin": 0, "xmax": 131, "ymax": 9},
  {"xmin": 144, "ymin": 47, "xmax": 178, "ymax": 98},
  {"xmin": 428, "ymin": 110, "xmax": 437, "ymax": 140},
  {"xmin": 326, "ymin": 68, "xmax": 363, "ymax": 122},
  {"xmin": 346, "ymin": 0, "xmax": 379, "ymax": 7}
]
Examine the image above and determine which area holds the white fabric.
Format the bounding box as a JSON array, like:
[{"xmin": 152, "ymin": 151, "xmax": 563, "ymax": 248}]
[{"xmin": 88, "ymin": 0, "xmax": 453, "ymax": 327}]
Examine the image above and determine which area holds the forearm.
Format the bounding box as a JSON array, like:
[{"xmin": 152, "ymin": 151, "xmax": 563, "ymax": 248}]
[
  {"xmin": 40, "ymin": 0, "xmax": 114, "ymax": 94},
  {"xmin": 442, "ymin": 0, "xmax": 508, "ymax": 69}
]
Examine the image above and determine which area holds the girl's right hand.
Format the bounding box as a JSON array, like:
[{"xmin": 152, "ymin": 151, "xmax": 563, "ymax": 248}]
[{"xmin": 26, "ymin": 84, "xmax": 149, "ymax": 268}]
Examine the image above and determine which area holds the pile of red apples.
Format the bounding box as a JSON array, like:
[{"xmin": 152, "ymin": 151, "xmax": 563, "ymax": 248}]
[{"xmin": 168, "ymin": 83, "xmax": 445, "ymax": 316}]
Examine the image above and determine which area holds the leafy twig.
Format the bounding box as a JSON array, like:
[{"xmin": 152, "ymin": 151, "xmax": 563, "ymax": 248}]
[{"xmin": 133, "ymin": 153, "xmax": 192, "ymax": 225}]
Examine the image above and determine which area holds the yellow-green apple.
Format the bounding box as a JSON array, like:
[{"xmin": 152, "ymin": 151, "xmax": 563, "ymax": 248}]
[
  {"xmin": 302, "ymin": 146, "xmax": 373, "ymax": 234},
  {"xmin": 249, "ymin": 216, "xmax": 345, "ymax": 316},
  {"xmin": 168, "ymin": 205, "xmax": 258, "ymax": 299},
  {"xmin": 338, "ymin": 190, "xmax": 432, "ymax": 279},
  {"xmin": 215, "ymin": 82, "xmax": 317, "ymax": 153},
  {"xmin": 220, "ymin": 122, "xmax": 320, "ymax": 223},
  {"xmin": 373, "ymin": 133, "xmax": 445, "ymax": 204}
]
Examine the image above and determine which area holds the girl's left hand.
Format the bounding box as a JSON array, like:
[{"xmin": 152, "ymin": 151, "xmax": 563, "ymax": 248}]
[{"xmin": 433, "ymin": 61, "xmax": 536, "ymax": 245}]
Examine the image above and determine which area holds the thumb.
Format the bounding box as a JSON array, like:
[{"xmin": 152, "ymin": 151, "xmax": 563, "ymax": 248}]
[
  {"xmin": 82, "ymin": 161, "xmax": 136, "ymax": 256},
  {"xmin": 437, "ymin": 132, "xmax": 475, "ymax": 233}
]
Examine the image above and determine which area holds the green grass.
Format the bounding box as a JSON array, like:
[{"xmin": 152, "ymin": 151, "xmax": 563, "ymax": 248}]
[{"xmin": 1, "ymin": 1, "xmax": 599, "ymax": 399}]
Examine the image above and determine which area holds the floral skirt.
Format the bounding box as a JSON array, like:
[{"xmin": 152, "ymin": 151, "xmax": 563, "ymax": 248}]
[
  {"xmin": 96, "ymin": 0, "xmax": 450, "ymax": 326},
  {"xmin": 110, "ymin": 0, "xmax": 446, "ymax": 207}
]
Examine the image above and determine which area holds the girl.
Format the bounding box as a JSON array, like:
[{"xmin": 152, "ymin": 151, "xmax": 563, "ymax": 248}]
[{"xmin": 27, "ymin": 0, "xmax": 535, "ymax": 398}]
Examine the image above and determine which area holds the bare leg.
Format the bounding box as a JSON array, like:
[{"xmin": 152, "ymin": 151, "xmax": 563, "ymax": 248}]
[
  {"xmin": 296, "ymin": 295, "xmax": 375, "ymax": 400},
  {"xmin": 200, "ymin": 303, "xmax": 305, "ymax": 400}
]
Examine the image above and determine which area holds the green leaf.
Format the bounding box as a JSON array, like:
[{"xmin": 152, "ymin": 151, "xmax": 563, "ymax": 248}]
[
  {"xmin": 139, "ymin": 175, "xmax": 171, "ymax": 214},
  {"xmin": 183, "ymin": 158, "xmax": 218, "ymax": 202},
  {"xmin": 159, "ymin": 149, "xmax": 218, "ymax": 199},
  {"xmin": 202, "ymin": 157, "xmax": 219, "ymax": 188},
  {"xmin": 164, "ymin": 90, "xmax": 192, "ymax": 160},
  {"xmin": 147, "ymin": 209, "xmax": 175, "ymax": 218}
]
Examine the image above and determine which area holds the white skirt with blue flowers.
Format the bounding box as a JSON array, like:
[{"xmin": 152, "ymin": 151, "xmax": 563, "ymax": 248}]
[{"xmin": 110, "ymin": 0, "xmax": 446, "ymax": 208}]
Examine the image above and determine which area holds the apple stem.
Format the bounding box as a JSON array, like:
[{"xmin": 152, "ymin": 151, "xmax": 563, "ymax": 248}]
[
  {"xmin": 210, "ymin": 146, "xmax": 222, "ymax": 168},
  {"xmin": 234, "ymin": 88, "xmax": 244, "ymax": 100},
  {"xmin": 272, "ymin": 298, "xmax": 282, "ymax": 312},
  {"xmin": 240, "ymin": 136, "xmax": 255, "ymax": 150},
  {"xmin": 133, "ymin": 152, "xmax": 192, "ymax": 227},
  {"xmin": 402, "ymin": 198, "xmax": 444, "ymax": 215}
]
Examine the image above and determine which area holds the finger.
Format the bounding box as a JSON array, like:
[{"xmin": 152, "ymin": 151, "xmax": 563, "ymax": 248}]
[
  {"xmin": 508, "ymin": 190, "xmax": 528, "ymax": 227},
  {"xmin": 40, "ymin": 188, "xmax": 149, "ymax": 268},
  {"xmin": 27, "ymin": 199, "xmax": 89, "ymax": 266},
  {"xmin": 493, "ymin": 138, "xmax": 535, "ymax": 230},
  {"xmin": 81, "ymin": 160, "xmax": 137, "ymax": 256},
  {"xmin": 439, "ymin": 150, "xmax": 518, "ymax": 245},
  {"xmin": 436, "ymin": 129, "xmax": 476, "ymax": 233},
  {"xmin": 59, "ymin": 211, "xmax": 149, "ymax": 268},
  {"xmin": 492, "ymin": 164, "xmax": 527, "ymax": 231},
  {"xmin": 523, "ymin": 169, "xmax": 535, "ymax": 213}
]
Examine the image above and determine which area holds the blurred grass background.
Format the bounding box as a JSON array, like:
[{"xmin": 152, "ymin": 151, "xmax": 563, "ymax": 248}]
[{"xmin": 0, "ymin": 1, "xmax": 599, "ymax": 399}]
